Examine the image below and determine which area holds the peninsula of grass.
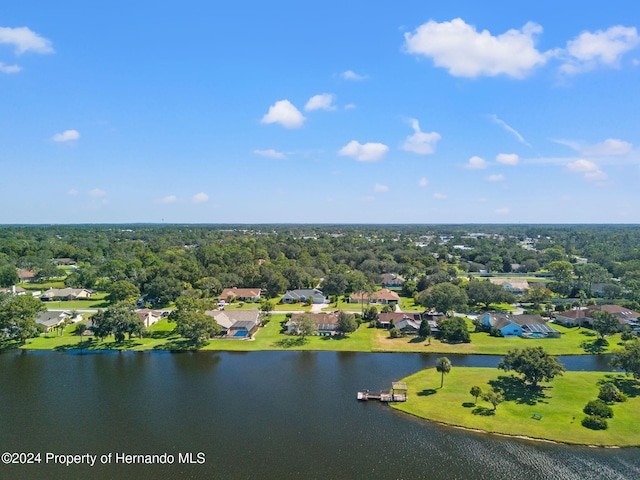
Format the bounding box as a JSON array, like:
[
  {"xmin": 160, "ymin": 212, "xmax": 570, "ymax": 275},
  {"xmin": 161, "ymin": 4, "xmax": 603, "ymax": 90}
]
[{"xmin": 391, "ymin": 366, "xmax": 640, "ymax": 447}]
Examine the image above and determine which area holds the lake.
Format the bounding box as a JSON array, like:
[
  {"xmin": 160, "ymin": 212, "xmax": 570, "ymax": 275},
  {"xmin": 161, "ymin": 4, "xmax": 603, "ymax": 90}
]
[{"xmin": 0, "ymin": 350, "xmax": 638, "ymax": 480}]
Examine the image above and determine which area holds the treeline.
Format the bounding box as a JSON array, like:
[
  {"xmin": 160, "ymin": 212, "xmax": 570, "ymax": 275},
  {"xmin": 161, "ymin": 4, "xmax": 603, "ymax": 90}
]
[{"xmin": 0, "ymin": 225, "xmax": 638, "ymax": 308}]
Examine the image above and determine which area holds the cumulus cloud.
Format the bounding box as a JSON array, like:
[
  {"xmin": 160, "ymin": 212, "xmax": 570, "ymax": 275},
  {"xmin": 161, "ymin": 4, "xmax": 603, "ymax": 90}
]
[
  {"xmin": 433, "ymin": 193, "xmax": 447, "ymax": 200},
  {"xmin": 89, "ymin": 189, "xmax": 106, "ymax": 197},
  {"xmin": 253, "ymin": 149, "xmax": 286, "ymax": 159},
  {"xmin": 418, "ymin": 177, "xmax": 428, "ymax": 187},
  {"xmin": 404, "ymin": 18, "xmax": 548, "ymax": 78},
  {"xmin": 566, "ymin": 159, "xmax": 608, "ymax": 183},
  {"xmin": 495, "ymin": 207, "xmax": 510, "ymax": 215},
  {"xmin": 338, "ymin": 140, "xmax": 389, "ymax": 162},
  {"xmin": 582, "ymin": 138, "xmax": 632, "ymax": 156},
  {"xmin": 261, "ymin": 100, "xmax": 305, "ymax": 128},
  {"xmin": 485, "ymin": 174, "xmax": 505, "ymax": 182},
  {"xmin": 465, "ymin": 156, "xmax": 487, "ymax": 169},
  {"xmin": 192, "ymin": 192, "xmax": 209, "ymax": 203},
  {"xmin": 157, "ymin": 195, "xmax": 177, "ymax": 204},
  {"xmin": 0, "ymin": 26, "xmax": 54, "ymax": 55},
  {"xmin": 341, "ymin": 70, "xmax": 368, "ymax": 81},
  {"xmin": 51, "ymin": 129, "xmax": 80, "ymax": 142},
  {"xmin": 374, "ymin": 184, "xmax": 389, "ymax": 193},
  {"xmin": 0, "ymin": 62, "xmax": 20, "ymax": 73},
  {"xmin": 401, "ymin": 119, "xmax": 441, "ymax": 155},
  {"xmin": 305, "ymin": 93, "xmax": 336, "ymax": 111},
  {"xmin": 496, "ymin": 153, "xmax": 520, "ymax": 165},
  {"xmin": 561, "ymin": 26, "xmax": 640, "ymax": 74}
]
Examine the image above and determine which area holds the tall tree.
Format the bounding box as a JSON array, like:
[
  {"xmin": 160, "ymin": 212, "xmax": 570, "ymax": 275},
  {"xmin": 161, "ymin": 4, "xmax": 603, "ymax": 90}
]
[
  {"xmin": 0, "ymin": 294, "xmax": 44, "ymax": 342},
  {"xmin": 417, "ymin": 282, "xmax": 468, "ymax": 315},
  {"xmin": 418, "ymin": 318, "xmax": 431, "ymax": 339},
  {"xmin": 498, "ymin": 347, "xmax": 565, "ymax": 388},
  {"xmin": 466, "ymin": 280, "xmax": 515, "ymax": 309},
  {"xmin": 291, "ymin": 314, "xmax": 317, "ymax": 339},
  {"xmin": 611, "ymin": 340, "xmax": 640, "ymax": 379},
  {"xmin": 591, "ymin": 310, "xmax": 619, "ymax": 339},
  {"xmin": 436, "ymin": 357, "xmax": 452, "ymax": 388},
  {"xmin": 337, "ymin": 311, "xmax": 357, "ymax": 335},
  {"xmin": 107, "ymin": 280, "xmax": 140, "ymax": 303},
  {"xmin": 0, "ymin": 265, "xmax": 19, "ymax": 288}
]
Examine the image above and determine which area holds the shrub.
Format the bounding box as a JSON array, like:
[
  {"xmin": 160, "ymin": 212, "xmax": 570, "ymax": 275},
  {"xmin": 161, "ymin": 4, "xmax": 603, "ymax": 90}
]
[
  {"xmin": 621, "ymin": 330, "xmax": 634, "ymax": 341},
  {"xmin": 583, "ymin": 399, "xmax": 613, "ymax": 418},
  {"xmin": 389, "ymin": 327, "xmax": 401, "ymax": 338},
  {"xmin": 489, "ymin": 327, "xmax": 503, "ymax": 337},
  {"xmin": 598, "ymin": 383, "xmax": 627, "ymax": 403},
  {"xmin": 581, "ymin": 415, "xmax": 608, "ymax": 430}
]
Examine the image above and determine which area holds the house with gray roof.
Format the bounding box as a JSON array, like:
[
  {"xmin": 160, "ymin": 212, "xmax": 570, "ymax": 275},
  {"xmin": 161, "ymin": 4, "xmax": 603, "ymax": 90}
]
[
  {"xmin": 480, "ymin": 313, "xmax": 560, "ymax": 338},
  {"xmin": 39, "ymin": 288, "xmax": 92, "ymax": 301},
  {"xmin": 36, "ymin": 310, "xmax": 83, "ymax": 332},
  {"xmin": 204, "ymin": 309, "xmax": 260, "ymax": 337},
  {"xmin": 281, "ymin": 288, "xmax": 328, "ymax": 304}
]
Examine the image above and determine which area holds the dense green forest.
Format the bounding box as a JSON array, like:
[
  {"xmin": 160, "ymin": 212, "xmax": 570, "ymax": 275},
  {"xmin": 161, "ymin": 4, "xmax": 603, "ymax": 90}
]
[{"xmin": 0, "ymin": 224, "xmax": 638, "ymax": 309}]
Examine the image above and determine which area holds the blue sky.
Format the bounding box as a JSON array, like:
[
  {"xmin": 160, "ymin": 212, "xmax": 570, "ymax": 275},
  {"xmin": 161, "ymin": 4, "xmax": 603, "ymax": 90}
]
[{"xmin": 1, "ymin": 0, "xmax": 639, "ymax": 223}]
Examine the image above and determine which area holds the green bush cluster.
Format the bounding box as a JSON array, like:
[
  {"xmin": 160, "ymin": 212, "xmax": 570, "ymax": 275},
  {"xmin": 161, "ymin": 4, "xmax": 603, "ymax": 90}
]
[
  {"xmin": 583, "ymin": 400, "xmax": 613, "ymax": 418},
  {"xmin": 581, "ymin": 415, "xmax": 608, "ymax": 430}
]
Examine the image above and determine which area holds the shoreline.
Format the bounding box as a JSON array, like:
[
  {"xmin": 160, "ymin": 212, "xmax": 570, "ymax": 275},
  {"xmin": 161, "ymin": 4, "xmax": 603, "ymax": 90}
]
[{"xmin": 392, "ymin": 407, "xmax": 630, "ymax": 448}]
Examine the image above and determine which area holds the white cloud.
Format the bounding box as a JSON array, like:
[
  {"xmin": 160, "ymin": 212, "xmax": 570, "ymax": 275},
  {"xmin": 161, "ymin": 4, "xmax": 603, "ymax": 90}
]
[
  {"xmin": 51, "ymin": 129, "xmax": 80, "ymax": 142},
  {"xmin": 157, "ymin": 195, "xmax": 177, "ymax": 204},
  {"xmin": 401, "ymin": 119, "xmax": 441, "ymax": 155},
  {"xmin": 0, "ymin": 62, "xmax": 20, "ymax": 73},
  {"xmin": 66, "ymin": 189, "xmax": 79, "ymax": 196},
  {"xmin": 418, "ymin": 177, "xmax": 428, "ymax": 187},
  {"xmin": 261, "ymin": 100, "xmax": 305, "ymax": 128},
  {"xmin": 465, "ymin": 156, "xmax": 487, "ymax": 169},
  {"xmin": 344, "ymin": 103, "xmax": 356, "ymax": 110},
  {"xmin": 490, "ymin": 115, "xmax": 531, "ymax": 146},
  {"xmin": 341, "ymin": 70, "xmax": 368, "ymax": 81},
  {"xmin": 253, "ymin": 149, "xmax": 286, "ymax": 159},
  {"xmin": 305, "ymin": 93, "xmax": 336, "ymax": 111},
  {"xmin": 433, "ymin": 193, "xmax": 447, "ymax": 200},
  {"xmin": 495, "ymin": 207, "xmax": 510, "ymax": 215},
  {"xmin": 0, "ymin": 26, "xmax": 54, "ymax": 55},
  {"xmin": 566, "ymin": 159, "xmax": 609, "ymax": 183},
  {"xmin": 496, "ymin": 153, "xmax": 519, "ymax": 165},
  {"xmin": 404, "ymin": 18, "xmax": 548, "ymax": 78},
  {"xmin": 561, "ymin": 26, "xmax": 640, "ymax": 74},
  {"xmin": 192, "ymin": 192, "xmax": 208, "ymax": 203},
  {"xmin": 89, "ymin": 189, "xmax": 106, "ymax": 197},
  {"xmin": 374, "ymin": 184, "xmax": 389, "ymax": 193},
  {"xmin": 338, "ymin": 140, "xmax": 389, "ymax": 162},
  {"xmin": 485, "ymin": 174, "xmax": 505, "ymax": 182},
  {"xmin": 582, "ymin": 138, "xmax": 632, "ymax": 156}
]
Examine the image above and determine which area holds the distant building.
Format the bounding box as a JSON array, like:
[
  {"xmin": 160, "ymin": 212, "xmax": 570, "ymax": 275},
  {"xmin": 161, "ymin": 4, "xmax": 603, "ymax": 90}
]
[
  {"xmin": 488, "ymin": 278, "xmax": 530, "ymax": 295},
  {"xmin": 480, "ymin": 313, "xmax": 560, "ymax": 338},
  {"xmin": 349, "ymin": 288, "xmax": 400, "ymax": 305},
  {"xmin": 281, "ymin": 288, "xmax": 328, "ymax": 304},
  {"xmin": 218, "ymin": 287, "xmax": 262, "ymax": 302},
  {"xmin": 379, "ymin": 273, "xmax": 405, "ymax": 287}
]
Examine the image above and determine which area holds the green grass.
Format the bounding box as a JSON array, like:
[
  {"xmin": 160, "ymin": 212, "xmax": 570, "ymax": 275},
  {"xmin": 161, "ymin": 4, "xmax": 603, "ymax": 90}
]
[
  {"xmin": 18, "ymin": 281, "xmax": 66, "ymax": 290},
  {"xmin": 392, "ymin": 366, "xmax": 640, "ymax": 446},
  {"xmin": 43, "ymin": 293, "xmax": 111, "ymax": 310},
  {"xmin": 371, "ymin": 318, "xmax": 624, "ymax": 355}
]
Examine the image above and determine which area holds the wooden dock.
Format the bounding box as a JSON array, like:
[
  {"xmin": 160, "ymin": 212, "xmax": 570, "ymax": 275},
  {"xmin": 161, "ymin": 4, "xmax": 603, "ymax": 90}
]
[{"xmin": 357, "ymin": 384, "xmax": 407, "ymax": 402}]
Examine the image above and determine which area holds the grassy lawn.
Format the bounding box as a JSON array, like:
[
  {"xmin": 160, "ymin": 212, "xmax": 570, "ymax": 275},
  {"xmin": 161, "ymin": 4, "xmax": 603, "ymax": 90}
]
[
  {"xmin": 18, "ymin": 281, "xmax": 66, "ymax": 290},
  {"xmin": 43, "ymin": 293, "xmax": 111, "ymax": 310},
  {"xmin": 399, "ymin": 297, "xmax": 423, "ymax": 311},
  {"xmin": 392, "ymin": 366, "xmax": 640, "ymax": 446},
  {"xmin": 371, "ymin": 319, "xmax": 624, "ymax": 355}
]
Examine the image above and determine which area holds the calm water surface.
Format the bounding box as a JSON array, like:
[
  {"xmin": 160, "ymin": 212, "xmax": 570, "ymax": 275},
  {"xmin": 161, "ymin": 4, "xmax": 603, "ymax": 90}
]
[{"xmin": 0, "ymin": 350, "xmax": 637, "ymax": 480}]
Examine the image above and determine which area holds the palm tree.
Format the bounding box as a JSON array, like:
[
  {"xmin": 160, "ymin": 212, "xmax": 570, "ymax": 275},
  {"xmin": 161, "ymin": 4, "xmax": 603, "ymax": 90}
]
[{"xmin": 436, "ymin": 357, "xmax": 452, "ymax": 388}]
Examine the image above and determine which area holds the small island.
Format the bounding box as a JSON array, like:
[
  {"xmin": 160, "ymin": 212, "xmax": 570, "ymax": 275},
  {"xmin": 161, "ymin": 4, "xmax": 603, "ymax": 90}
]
[{"xmin": 391, "ymin": 347, "xmax": 640, "ymax": 447}]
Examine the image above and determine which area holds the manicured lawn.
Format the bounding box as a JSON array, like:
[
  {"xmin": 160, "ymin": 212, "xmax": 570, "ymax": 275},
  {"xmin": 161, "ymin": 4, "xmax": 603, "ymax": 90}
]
[
  {"xmin": 392, "ymin": 366, "xmax": 640, "ymax": 446},
  {"xmin": 43, "ymin": 293, "xmax": 111, "ymax": 310},
  {"xmin": 18, "ymin": 281, "xmax": 66, "ymax": 290},
  {"xmin": 399, "ymin": 297, "xmax": 423, "ymax": 311},
  {"xmin": 371, "ymin": 319, "xmax": 623, "ymax": 355}
]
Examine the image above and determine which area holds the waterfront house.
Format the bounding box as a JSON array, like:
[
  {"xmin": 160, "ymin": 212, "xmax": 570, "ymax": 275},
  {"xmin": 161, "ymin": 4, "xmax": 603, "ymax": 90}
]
[
  {"xmin": 36, "ymin": 310, "xmax": 83, "ymax": 332},
  {"xmin": 135, "ymin": 308, "xmax": 163, "ymax": 328},
  {"xmin": 480, "ymin": 313, "xmax": 560, "ymax": 338},
  {"xmin": 555, "ymin": 308, "xmax": 590, "ymax": 327},
  {"xmin": 204, "ymin": 309, "xmax": 260, "ymax": 337},
  {"xmin": 285, "ymin": 312, "xmax": 353, "ymax": 336}
]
